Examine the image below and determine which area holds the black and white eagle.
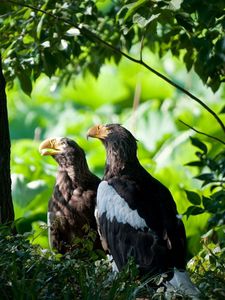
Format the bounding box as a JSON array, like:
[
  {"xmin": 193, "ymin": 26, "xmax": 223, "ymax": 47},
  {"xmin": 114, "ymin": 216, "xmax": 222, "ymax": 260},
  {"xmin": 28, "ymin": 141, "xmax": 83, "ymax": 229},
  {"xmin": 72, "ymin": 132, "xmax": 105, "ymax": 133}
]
[
  {"xmin": 39, "ymin": 137, "xmax": 102, "ymax": 254},
  {"xmin": 87, "ymin": 124, "xmax": 200, "ymax": 298}
]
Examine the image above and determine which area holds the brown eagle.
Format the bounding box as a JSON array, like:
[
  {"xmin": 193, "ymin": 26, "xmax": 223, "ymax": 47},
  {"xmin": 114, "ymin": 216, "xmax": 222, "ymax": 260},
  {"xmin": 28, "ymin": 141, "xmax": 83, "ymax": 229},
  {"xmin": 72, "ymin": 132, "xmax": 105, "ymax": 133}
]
[
  {"xmin": 39, "ymin": 137, "xmax": 102, "ymax": 254},
  {"xmin": 87, "ymin": 124, "xmax": 200, "ymax": 298}
]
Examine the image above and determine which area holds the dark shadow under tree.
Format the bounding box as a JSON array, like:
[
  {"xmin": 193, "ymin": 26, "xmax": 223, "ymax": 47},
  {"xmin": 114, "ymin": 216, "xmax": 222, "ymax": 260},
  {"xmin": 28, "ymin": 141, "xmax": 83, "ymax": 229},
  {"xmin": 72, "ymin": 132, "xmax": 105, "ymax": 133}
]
[{"xmin": 0, "ymin": 53, "xmax": 14, "ymax": 224}]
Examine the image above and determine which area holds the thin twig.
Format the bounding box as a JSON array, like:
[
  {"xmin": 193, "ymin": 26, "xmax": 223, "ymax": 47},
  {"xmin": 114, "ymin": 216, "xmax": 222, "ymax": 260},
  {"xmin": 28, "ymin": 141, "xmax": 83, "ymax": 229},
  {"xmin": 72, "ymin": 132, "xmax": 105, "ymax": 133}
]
[
  {"xmin": 139, "ymin": 31, "xmax": 146, "ymax": 62},
  {"xmin": 179, "ymin": 119, "xmax": 225, "ymax": 145},
  {"xmin": 5, "ymin": 0, "xmax": 225, "ymax": 136},
  {"xmin": 131, "ymin": 82, "xmax": 142, "ymax": 133},
  {"xmin": 141, "ymin": 60, "xmax": 225, "ymax": 136}
]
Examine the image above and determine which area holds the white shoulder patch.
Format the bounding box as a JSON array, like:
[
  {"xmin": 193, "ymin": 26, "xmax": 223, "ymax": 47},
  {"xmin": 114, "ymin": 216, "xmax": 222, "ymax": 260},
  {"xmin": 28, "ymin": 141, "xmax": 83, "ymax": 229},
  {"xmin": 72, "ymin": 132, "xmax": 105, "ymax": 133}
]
[{"xmin": 97, "ymin": 180, "xmax": 148, "ymax": 230}]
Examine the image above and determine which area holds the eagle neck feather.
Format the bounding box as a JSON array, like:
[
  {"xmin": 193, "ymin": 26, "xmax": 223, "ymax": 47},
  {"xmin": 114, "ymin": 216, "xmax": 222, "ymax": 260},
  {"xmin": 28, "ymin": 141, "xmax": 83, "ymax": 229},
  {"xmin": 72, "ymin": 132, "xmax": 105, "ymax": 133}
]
[
  {"xmin": 58, "ymin": 158, "xmax": 92, "ymax": 185},
  {"xmin": 104, "ymin": 143, "xmax": 140, "ymax": 178}
]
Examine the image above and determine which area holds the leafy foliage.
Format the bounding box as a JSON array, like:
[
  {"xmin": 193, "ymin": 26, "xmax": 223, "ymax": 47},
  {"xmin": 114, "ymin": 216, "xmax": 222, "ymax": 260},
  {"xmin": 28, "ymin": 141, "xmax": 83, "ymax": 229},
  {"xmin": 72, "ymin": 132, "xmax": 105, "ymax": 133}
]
[
  {"xmin": 0, "ymin": 0, "xmax": 121, "ymax": 95},
  {"xmin": 1, "ymin": 0, "xmax": 224, "ymax": 94},
  {"xmin": 1, "ymin": 225, "xmax": 225, "ymax": 299},
  {"xmin": 184, "ymin": 137, "xmax": 225, "ymax": 245},
  {"xmin": 118, "ymin": 0, "xmax": 225, "ymax": 92},
  {"xmin": 0, "ymin": 226, "xmax": 154, "ymax": 300},
  {"xmin": 188, "ymin": 242, "xmax": 225, "ymax": 299},
  {"xmin": 1, "ymin": 1, "xmax": 225, "ymax": 297}
]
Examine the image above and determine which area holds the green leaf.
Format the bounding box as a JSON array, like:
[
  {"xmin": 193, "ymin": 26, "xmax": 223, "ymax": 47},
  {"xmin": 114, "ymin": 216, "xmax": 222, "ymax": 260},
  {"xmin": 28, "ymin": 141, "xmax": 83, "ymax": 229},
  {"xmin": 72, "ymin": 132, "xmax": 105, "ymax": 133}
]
[
  {"xmin": 210, "ymin": 77, "xmax": 221, "ymax": 93},
  {"xmin": 185, "ymin": 161, "xmax": 203, "ymax": 167},
  {"xmin": 133, "ymin": 13, "xmax": 148, "ymax": 28},
  {"xmin": 202, "ymin": 196, "xmax": 211, "ymax": 210},
  {"xmin": 123, "ymin": 0, "xmax": 149, "ymax": 22},
  {"xmin": 17, "ymin": 70, "xmax": 32, "ymax": 96},
  {"xmin": 133, "ymin": 13, "xmax": 160, "ymax": 28},
  {"xmin": 42, "ymin": 49, "xmax": 58, "ymax": 77},
  {"xmin": 184, "ymin": 206, "xmax": 205, "ymax": 219},
  {"xmin": 211, "ymin": 190, "xmax": 225, "ymax": 202},
  {"xmin": 194, "ymin": 57, "xmax": 209, "ymax": 84},
  {"xmin": 209, "ymin": 254, "xmax": 217, "ymax": 265},
  {"xmin": 37, "ymin": 14, "xmax": 46, "ymax": 40},
  {"xmin": 195, "ymin": 173, "xmax": 214, "ymax": 182},
  {"xmin": 219, "ymin": 105, "xmax": 225, "ymax": 114},
  {"xmin": 0, "ymin": 2, "xmax": 11, "ymax": 14},
  {"xmin": 183, "ymin": 50, "xmax": 194, "ymax": 72},
  {"xmin": 175, "ymin": 12, "xmax": 194, "ymax": 32},
  {"xmin": 210, "ymin": 184, "xmax": 220, "ymax": 192},
  {"xmin": 190, "ymin": 137, "xmax": 208, "ymax": 153},
  {"xmin": 185, "ymin": 190, "xmax": 202, "ymax": 205}
]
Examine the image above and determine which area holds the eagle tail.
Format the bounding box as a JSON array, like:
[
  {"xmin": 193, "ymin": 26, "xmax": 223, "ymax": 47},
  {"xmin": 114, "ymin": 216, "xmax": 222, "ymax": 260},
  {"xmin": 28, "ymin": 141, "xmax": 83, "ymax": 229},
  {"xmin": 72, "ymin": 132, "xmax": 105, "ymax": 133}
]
[
  {"xmin": 107, "ymin": 254, "xmax": 119, "ymax": 272},
  {"xmin": 47, "ymin": 211, "xmax": 55, "ymax": 252},
  {"xmin": 165, "ymin": 269, "xmax": 200, "ymax": 299}
]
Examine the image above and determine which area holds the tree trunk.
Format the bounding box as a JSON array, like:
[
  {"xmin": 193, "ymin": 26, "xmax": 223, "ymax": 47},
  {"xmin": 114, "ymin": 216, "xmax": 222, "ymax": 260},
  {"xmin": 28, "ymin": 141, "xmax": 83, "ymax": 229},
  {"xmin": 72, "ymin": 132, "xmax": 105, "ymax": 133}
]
[{"xmin": 0, "ymin": 53, "xmax": 15, "ymax": 224}]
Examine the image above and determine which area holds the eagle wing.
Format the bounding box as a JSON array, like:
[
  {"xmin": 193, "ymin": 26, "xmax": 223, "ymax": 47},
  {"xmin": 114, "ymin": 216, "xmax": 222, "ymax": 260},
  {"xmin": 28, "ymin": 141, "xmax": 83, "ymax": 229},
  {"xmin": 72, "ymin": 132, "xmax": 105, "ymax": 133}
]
[
  {"xmin": 96, "ymin": 177, "xmax": 186, "ymax": 276},
  {"xmin": 47, "ymin": 186, "xmax": 80, "ymax": 253},
  {"xmin": 48, "ymin": 177, "xmax": 100, "ymax": 253},
  {"xmin": 47, "ymin": 208, "xmax": 72, "ymax": 253}
]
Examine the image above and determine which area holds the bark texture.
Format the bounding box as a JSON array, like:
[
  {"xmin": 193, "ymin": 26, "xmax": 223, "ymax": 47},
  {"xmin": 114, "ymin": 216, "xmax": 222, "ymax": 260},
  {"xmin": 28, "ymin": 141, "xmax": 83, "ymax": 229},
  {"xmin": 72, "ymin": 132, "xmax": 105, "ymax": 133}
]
[{"xmin": 0, "ymin": 53, "xmax": 14, "ymax": 223}]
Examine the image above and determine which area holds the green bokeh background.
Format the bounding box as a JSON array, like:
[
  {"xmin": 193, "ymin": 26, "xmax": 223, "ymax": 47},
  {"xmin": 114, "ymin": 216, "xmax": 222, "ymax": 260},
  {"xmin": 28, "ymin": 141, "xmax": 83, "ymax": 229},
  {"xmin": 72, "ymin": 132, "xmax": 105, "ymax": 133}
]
[{"xmin": 8, "ymin": 50, "xmax": 225, "ymax": 255}]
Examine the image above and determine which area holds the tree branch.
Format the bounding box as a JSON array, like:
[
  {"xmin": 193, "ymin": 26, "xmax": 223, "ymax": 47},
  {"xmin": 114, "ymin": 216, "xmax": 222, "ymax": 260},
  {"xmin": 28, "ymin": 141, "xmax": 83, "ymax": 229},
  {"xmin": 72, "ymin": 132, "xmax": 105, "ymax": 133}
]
[
  {"xmin": 5, "ymin": 0, "xmax": 225, "ymax": 137},
  {"xmin": 179, "ymin": 120, "xmax": 225, "ymax": 145}
]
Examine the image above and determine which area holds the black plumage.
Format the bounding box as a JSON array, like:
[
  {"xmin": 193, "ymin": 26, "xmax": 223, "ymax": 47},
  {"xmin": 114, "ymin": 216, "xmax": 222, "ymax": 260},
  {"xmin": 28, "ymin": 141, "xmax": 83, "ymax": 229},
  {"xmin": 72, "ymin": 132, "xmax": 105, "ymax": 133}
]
[
  {"xmin": 39, "ymin": 137, "xmax": 102, "ymax": 254},
  {"xmin": 87, "ymin": 124, "xmax": 199, "ymax": 297}
]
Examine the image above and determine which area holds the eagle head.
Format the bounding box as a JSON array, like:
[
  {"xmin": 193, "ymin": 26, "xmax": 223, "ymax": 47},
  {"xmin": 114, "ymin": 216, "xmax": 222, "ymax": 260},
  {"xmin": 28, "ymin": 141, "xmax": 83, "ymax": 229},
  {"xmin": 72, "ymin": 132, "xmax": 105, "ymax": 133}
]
[
  {"xmin": 87, "ymin": 124, "xmax": 138, "ymax": 163},
  {"xmin": 39, "ymin": 137, "xmax": 85, "ymax": 167}
]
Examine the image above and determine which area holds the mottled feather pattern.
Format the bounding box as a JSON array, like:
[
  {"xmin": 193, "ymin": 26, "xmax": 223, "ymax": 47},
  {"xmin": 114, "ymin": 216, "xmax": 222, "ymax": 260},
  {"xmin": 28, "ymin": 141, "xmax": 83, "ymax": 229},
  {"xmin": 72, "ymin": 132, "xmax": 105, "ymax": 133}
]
[
  {"xmin": 56, "ymin": 169, "xmax": 73, "ymax": 201},
  {"xmin": 40, "ymin": 137, "xmax": 102, "ymax": 254},
  {"xmin": 49, "ymin": 172, "xmax": 100, "ymax": 253}
]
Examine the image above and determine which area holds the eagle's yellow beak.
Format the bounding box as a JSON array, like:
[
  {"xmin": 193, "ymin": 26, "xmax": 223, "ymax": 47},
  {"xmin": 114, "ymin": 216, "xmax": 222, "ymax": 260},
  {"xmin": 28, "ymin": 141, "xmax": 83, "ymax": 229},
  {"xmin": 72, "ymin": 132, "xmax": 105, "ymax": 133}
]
[
  {"xmin": 87, "ymin": 125, "xmax": 109, "ymax": 140},
  {"xmin": 39, "ymin": 138, "xmax": 64, "ymax": 156}
]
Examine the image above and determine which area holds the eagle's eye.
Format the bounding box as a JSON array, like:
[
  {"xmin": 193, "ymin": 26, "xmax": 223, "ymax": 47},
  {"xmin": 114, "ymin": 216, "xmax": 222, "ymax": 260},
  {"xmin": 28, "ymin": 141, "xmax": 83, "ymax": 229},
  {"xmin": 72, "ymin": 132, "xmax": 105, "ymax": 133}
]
[
  {"xmin": 50, "ymin": 140, "xmax": 56, "ymax": 148},
  {"xmin": 61, "ymin": 142, "xmax": 67, "ymax": 148}
]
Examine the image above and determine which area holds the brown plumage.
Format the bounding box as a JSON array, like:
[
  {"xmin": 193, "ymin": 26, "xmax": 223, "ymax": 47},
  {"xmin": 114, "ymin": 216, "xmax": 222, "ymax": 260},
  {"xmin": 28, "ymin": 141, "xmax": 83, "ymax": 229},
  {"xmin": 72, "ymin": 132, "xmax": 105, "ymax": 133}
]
[{"xmin": 39, "ymin": 137, "xmax": 102, "ymax": 254}]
